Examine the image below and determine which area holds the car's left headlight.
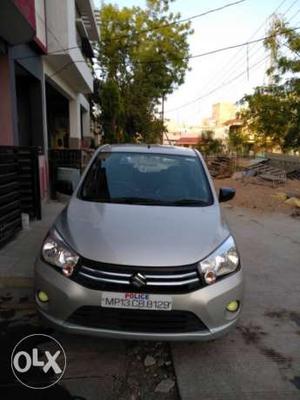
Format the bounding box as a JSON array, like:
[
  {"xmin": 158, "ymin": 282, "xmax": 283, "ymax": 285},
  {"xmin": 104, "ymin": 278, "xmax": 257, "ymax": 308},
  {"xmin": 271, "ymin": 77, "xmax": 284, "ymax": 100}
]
[
  {"xmin": 42, "ymin": 229, "xmax": 79, "ymax": 277},
  {"xmin": 199, "ymin": 236, "xmax": 239, "ymax": 285}
]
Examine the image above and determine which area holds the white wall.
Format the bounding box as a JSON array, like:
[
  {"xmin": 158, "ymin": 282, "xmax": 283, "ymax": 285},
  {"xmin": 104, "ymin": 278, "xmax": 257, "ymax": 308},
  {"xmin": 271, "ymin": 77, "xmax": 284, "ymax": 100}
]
[
  {"xmin": 44, "ymin": 0, "xmax": 93, "ymax": 92},
  {"xmin": 45, "ymin": 0, "xmax": 69, "ymax": 52},
  {"xmin": 69, "ymin": 96, "xmax": 81, "ymax": 141}
]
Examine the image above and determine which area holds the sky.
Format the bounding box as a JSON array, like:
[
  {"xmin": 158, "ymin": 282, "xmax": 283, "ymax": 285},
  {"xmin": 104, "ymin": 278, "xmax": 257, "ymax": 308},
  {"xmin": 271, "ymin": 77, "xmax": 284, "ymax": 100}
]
[{"xmin": 93, "ymin": 0, "xmax": 300, "ymax": 126}]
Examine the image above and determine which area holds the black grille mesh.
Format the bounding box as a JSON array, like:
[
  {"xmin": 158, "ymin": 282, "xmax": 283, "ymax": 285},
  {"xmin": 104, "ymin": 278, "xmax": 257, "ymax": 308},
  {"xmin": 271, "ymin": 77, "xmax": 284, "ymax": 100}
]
[{"xmin": 67, "ymin": 306, "xmax": 208, "ymax": 333}]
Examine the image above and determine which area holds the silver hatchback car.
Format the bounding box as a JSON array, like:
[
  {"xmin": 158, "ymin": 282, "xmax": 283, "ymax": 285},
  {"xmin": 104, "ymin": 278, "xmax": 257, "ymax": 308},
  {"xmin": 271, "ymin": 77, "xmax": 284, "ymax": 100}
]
[{"xmin": 35, "ymin": 144, "xmax": 243, "ymax": 340}]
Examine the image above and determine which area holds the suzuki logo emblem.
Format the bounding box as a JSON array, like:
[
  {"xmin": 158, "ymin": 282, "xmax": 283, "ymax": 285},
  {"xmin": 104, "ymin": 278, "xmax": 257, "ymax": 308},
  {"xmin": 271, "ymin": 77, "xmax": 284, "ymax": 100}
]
[{"xmin": 130, "ymin": 272, "xmax": 147, "ymax": 288}]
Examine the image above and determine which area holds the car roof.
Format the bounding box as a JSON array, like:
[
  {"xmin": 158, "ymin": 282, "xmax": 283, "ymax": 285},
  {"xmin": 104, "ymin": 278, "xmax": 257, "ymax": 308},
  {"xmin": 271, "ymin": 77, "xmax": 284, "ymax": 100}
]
[{"xmin": 97, "ymin": 144, "xmax": 197, "ymax": 157}]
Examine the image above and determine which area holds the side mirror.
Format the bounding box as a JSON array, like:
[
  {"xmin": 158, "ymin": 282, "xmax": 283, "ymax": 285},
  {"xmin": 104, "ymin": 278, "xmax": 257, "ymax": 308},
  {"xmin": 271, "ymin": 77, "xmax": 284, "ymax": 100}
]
[{"xmin": 219, "ymin": 187, "xmax": 235, "ymax": 203}]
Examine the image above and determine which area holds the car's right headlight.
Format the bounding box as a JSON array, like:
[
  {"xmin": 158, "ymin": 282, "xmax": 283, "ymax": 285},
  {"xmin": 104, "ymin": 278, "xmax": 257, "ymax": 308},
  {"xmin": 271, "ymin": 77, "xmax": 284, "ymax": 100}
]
[
  {"xmin": 198, "ymin": 236, "xmax": 239, "ymax": 285},
  {"xmin": 42, "ymin": 229, "xmax": 79, "ymax": 277}
]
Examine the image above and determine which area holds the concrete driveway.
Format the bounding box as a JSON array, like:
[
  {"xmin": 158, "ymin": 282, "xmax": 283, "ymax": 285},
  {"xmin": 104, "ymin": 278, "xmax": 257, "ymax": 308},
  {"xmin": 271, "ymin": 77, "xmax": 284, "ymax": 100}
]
[
  {"xmin": 172, "ymin": 206, "xmax": 300, "ymax": 400},
  {"xmin": 0, "ymin": 202, "xmax": 178, "ymax": 400}
]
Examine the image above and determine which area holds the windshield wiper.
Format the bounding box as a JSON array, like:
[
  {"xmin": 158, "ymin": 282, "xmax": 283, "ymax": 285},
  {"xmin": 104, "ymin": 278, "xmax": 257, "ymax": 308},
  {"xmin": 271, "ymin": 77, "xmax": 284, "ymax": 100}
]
[
  {"xmin": 111, "ymin": 197, "xmax": 209, "ymax": 206},
  {"xmin": 81, "ymin": 196, "xmax": 209, "ymax": 206},
  {"xmin": 170, "ymin": 199, "xmax": 209, "ymax": 206},
  {"xmin": 109, "ymin": 197, "xmax": 163, "ymax": 204}
]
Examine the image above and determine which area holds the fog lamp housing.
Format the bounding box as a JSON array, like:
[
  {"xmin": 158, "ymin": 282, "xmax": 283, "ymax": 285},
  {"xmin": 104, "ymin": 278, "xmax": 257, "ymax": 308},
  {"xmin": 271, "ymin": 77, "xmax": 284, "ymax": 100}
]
[
  {"xmin": 37, "ymin": 290, "xmax": 49, "ymax": 303},
  {"xmin": 226, "ymin": 300, "xmax": 239, "ymax": 312}
]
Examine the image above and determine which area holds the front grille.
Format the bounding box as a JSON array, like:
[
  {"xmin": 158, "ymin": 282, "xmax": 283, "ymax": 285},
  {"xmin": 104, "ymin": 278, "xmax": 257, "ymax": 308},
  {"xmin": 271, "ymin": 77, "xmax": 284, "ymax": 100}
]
[
  {"xmin": 72, "ymin": 259, "xmax": 204, "ymax": 294},
  {"xmin": 67, "ymin": 306, "xmax": 208, "ymax": 333}
]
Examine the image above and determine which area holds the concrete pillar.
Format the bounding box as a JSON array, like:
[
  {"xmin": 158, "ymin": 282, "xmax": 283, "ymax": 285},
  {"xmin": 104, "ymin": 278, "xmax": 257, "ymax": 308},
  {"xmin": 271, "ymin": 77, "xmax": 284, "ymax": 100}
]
[
  {"xmin": 79, "ymin": 94, "xmax": 91, "ymax": 147},
  {"xmin": 69, "ymin": 96, "xmax": 81, "ymax": 149},
  {"xmin": 80, "ymin": 108, "xmax": 91, "ymax": 148},
  {"xmin": 82, "ymin": 109, "xmax": 90, "ymax": 138}
]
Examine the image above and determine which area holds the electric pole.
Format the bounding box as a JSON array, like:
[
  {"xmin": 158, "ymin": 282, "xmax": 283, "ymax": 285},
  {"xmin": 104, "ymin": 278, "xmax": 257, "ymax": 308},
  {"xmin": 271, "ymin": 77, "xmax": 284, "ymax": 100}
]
[{"xmin": 161, "ymin": 94, "xmax": 165, "ymax": 144}]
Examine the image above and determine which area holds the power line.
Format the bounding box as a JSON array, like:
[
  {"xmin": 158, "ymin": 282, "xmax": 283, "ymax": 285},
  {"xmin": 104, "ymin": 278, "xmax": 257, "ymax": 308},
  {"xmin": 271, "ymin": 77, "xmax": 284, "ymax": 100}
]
[
  {"xmin": 16, "ymin": 45, "xmax": 82, "ymax": 61},
  {"xmin": 283, "ymin": 41, "xmax": 300, "ymax": 57},
  {"xmin": 107, "ymin": 0, "xmax": 246, "ymax": 42},
  {"xmin": 16, "ymin": 1, "xmax": 245, "ymax": 62},
  {"xmin": 16, "ymin": 9, "xmax": 96, "ymax": 61},
  {"xmin": 283, "ymin": 0, "xmax": 299, "ymax": 16},
  {"xmin": 15, "ymin": 9, "xmax": 82, "ymax": 61},
  {"xmin": 49, "ymin": 60, "xmax": 86, "ymax": 78},
  {"xmin": 44, "ymin": 3, "xmax": 300, "ymax": 80},
  {"xmin": 192, "ymin": 0, "xmax": 292, "ymax": 97},
  {"xmin": 47, "ymin": 25, "xmax": 300, "ymax": 80},
  {"xmin": 42, "ymin": 7, "xmax": 292, "ymax": 70},
  {"xmin": 162, "ymin": 0, "xmax": 246, "ymax": 25},
  {"xmin": 166, "ymin": 31, "xmax": 297, "ymax": 116},
  {"xmin": 187, "ymin": 0, "xmax": 293, "ymax": 96},
  {"xmin": 133, "ymin": 26, "xmax": 300, "ymax": 64},
  {"xmin": 289, "ymin": 8, "xmax": 300, "ymax": 21},
  {"xmin": 35, "ymin": 10, "xmax": 69, "ymax": 55},
  {"xmin": 165, "ymin": 2, "xmax": 300, "ymax": 115},
  {"xmin": 165, "ymin": 55, "xmax": 269, "ymax": 113},
  {"xmin": 95, "ymin": 26, "xmax": 300, "ymax": 70},
  {"xmin": 15, "ymin": 1, "xmax": 296, "ymax": 70}
]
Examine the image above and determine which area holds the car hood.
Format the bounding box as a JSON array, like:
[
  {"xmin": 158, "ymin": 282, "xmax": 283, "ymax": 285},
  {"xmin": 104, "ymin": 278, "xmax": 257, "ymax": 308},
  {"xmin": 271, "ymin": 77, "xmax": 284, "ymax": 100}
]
[{"xmin": 55, "ymin": 198, "xmax": 230, "ymax": 267}]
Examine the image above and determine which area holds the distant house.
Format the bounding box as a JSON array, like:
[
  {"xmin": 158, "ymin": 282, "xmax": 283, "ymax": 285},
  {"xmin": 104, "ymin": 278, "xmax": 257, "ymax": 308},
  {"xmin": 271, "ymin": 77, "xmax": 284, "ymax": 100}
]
[
  {"xmin": 212, "ymin": 102, "xmax": 236, "ymax": 126},
  {"xmin": 176, "ymin": 136, "xmax": 201, "ymax": 148},
  {"xmin": 223, "ymin": 117, "xmax": 243, "ymax": 129},
  {"xmin": 163, "ymin": 131, "xmax": 181, "ymax": 145},
  {"xmin": 223, "ymin": 116, "xmax": 255, "ymax": 154}
]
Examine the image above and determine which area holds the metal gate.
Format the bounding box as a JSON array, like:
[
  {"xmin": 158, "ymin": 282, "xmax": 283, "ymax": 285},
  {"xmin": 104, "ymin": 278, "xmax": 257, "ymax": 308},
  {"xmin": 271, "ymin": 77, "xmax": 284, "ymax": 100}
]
[
  {"xmin": 17, "ymin": 147, "xmax": 41, "ymax": 220},
  {"xmin": 0, "ymin": 146, "xmax": 41, "ymax": 248}
]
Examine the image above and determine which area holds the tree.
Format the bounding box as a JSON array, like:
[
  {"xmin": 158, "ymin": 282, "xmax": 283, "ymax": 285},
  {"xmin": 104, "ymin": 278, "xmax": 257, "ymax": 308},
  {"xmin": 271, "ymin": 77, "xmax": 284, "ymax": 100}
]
[
  {"xmin": 99, "ymin": 79, "xmax": 124, "ymax": 143},
  {"xmin": 227, "ymin": 124, "xmax": 251, "ymax": 155},
  {"xmin": 95, "ymin": 0, "xmax": 192, "ymax": 143},
  {"xmin": 241, "ymin": 16, "xmax": 300, "ymax": 153},
  {"xmin": 241, "ymin": 85, "xmax": 292, "ymax": 152},
  {"xmin": 197, "ymin": 130, "xmax": 224, "ymax": 156}
]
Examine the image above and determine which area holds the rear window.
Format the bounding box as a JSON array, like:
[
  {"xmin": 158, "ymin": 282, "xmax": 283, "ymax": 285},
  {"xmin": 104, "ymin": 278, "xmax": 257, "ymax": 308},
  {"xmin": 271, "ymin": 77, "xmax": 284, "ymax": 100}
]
[{"xmin": 79, "ymin": 152, "xmax": 213, "ymax": 206}]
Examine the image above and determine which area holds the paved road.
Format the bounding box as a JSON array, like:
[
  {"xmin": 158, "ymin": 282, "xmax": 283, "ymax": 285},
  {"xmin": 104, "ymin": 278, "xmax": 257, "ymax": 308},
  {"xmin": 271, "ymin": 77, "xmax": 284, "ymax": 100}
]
[
  {"xmin": 1, "ymin": 319, "xmax": 178, "ymax": 400},
  {"xmin": 172, "ymin": 206, "xmax": 300, "ymax": 400}
]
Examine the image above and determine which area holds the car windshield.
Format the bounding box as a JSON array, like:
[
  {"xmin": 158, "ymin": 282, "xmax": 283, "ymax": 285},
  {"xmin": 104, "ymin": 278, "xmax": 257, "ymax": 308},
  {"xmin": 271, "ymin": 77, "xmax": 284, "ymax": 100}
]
[{"xmin": 79, "ymin": 151, "xmax": 213, "ymax": 206}]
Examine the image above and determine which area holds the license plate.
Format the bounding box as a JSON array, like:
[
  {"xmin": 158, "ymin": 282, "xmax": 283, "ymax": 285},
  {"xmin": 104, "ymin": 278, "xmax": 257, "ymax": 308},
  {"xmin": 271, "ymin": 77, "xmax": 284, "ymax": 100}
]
[{"xmin": 101, "ymin": 292, "xmax": 172, "ymax": 311}]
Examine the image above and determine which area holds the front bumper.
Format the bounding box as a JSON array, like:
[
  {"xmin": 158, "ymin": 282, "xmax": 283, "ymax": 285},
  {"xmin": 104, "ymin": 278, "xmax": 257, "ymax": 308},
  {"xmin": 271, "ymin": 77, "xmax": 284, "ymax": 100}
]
[{"xmin": 34, "ymin": 259, "xmax": 244, "ymax": 341}]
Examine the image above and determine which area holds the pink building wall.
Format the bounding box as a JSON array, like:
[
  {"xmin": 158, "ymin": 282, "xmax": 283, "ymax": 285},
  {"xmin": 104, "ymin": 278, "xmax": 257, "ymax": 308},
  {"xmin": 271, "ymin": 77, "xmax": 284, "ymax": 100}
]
[{"xmin": 14, "ymin": 0, "xmax": 36, "ymax": 29}]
